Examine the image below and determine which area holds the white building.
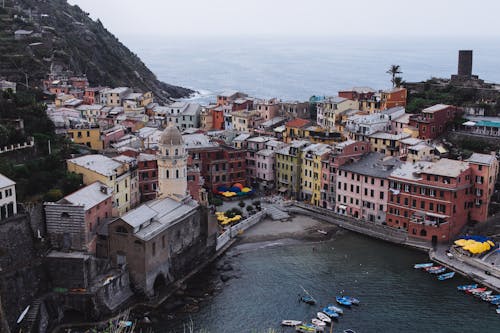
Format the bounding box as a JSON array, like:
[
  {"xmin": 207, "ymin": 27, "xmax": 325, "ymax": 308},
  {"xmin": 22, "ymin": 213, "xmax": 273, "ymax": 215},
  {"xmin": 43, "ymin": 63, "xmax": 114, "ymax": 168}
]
[{"xmin": 0, "ymin": 173, "xmax": 17, "ymax": 220}]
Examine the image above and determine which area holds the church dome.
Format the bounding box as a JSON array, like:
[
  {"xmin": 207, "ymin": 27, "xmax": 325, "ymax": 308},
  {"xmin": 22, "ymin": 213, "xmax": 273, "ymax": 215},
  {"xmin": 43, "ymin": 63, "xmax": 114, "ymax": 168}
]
[{"xmin": 159, "ymin": 125, "xmax": 183, "ymax": 146}]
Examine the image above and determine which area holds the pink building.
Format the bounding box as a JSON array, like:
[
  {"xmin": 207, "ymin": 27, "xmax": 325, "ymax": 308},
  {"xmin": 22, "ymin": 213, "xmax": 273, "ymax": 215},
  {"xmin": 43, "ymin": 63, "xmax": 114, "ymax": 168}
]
[
  {"xmin": 246, "ymin": 136, "xmax": 273, "ymax": 186},
  {"xmin": 102, "ymin": 126, "xmax": 126, "ymax": 148},
  {"xmin": 44, "ymin": 181, "xmax": 113, "ymax": 254},
  {"xmin": 255, "ymin": 149, "xmax": 276, "ymax": 191},
  {"xmin": 320, "ymin": 140, "xmax": 371, "ymax": 209},
  {"xmin": 256, "ymin": 98, "xmax": 281, "ymax": 121},
  {"xmin": 336, "ymin": 153, "xmax": 401, "ymax": 223}
]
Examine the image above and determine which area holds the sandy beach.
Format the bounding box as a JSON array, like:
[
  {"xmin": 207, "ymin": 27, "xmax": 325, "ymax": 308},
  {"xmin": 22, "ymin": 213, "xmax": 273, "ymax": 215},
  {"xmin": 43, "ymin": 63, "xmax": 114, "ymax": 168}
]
[{"xmin": 237, "ymin": 213, "xmax": 340, "ymax": 244}]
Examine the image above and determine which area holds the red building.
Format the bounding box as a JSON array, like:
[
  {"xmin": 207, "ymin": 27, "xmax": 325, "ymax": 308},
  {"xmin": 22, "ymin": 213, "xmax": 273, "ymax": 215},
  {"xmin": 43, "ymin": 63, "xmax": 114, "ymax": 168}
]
[
  {"xmin": 212, "ymin": 106, "xmax": 225, "ymax": 130},
  {"xmin": 339, "ymin": 87, "xmax": 376, "ymax": 102},
  {"xmin": 386, "ymin": 158, "xmax": 489, "ymax": 243},
  {"xmin": 187, "ymin": 145, "xmax": 247, "ymax": 192},
  {"xmin": 409, "ymin": 104, "xmax": 458, "ymax": 140},
  {"xmin": 83, "ymin": 87, "xmax": 103, "ymax": 105},
  {"xmin": 380, "ymin": 87, "xmax": 407, "ymax": 110}
]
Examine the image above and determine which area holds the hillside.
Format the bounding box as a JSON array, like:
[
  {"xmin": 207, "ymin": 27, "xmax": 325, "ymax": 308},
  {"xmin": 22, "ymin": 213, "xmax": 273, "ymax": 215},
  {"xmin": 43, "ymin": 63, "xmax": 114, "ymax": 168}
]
[{"xmin": 0, "ymin": 0, "xmax": 192, "ymax": 102}]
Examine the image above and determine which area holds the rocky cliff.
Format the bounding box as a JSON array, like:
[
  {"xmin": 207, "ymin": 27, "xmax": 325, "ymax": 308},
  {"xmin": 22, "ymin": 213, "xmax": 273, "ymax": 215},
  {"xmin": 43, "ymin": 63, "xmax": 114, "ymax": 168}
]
[{"xmin": 0, "ymin": 0, "xmax": 192, "ymax": 102}]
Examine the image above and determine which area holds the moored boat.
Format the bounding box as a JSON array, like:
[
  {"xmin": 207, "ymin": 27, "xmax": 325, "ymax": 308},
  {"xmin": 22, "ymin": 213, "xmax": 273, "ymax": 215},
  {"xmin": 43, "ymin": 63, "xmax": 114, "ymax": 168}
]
[
  {"xmin": 475, "ymin": 290, "xmax": 492, "ymax": 298},
  {"xmin": 482, "ymin": 295, "xmax": 500, "ymax": 302},
  {"xmin": 311, "ymin": 318, "xmax": 326, "ymax": 327},
  {"xmin": 429, "ymin": 267, "xmax": 446, "ymax": 274},
  {"xmin": 317, "ymin": 312, "xmax": 332, "ymax": 324},
  {"xmin": 437, "ymin": 272, "xmax": 455, "ymax": 280},
  {"xmin": 343, "ymin": 296, "xmax": 360, "ymax": 305},
  {"xmin": 282, "ymin": 320, "xmax": 302, "ymax": 326},
  {"xmin": 321, "ymin": 307, "xmax": 340, "ymax": 319},
  {"xmin": 296, "ymin": 323, "xmax": 318, "ymax": 332},
  {"xmin": 425, "ymin": 265, "xmax": 443, "ymax": 272},
  {"xmin": 326, "ymin": 304, "xmax": 344, "ymax": 314},
  {"xmin": 496, "ymin": 307, "xmax": 500, "ymax": 315},
  {"xmin": 343, "ymin": 330, "xmax": 357, "ymax": 333},
  {"xmin": 490, "ymin": 298, "xmax": 500, "ymax": 306},
  {"xmin": 336, "ymin": 296, "xmax": 352, "ymax": 307},
  {"xmin": 457, "ymin": 284, "xmax": 478, "ymax": 291},
  {"xmin": 300, "ymin": 295, "xmax": 317, "ymax": 305},
  {"xmin": 466, "ymin": 287, "xmax": 487, "ymax": 294},
  {"xmin": 414, "ymin": 263, "xmax": 433, "ymax": 269}
]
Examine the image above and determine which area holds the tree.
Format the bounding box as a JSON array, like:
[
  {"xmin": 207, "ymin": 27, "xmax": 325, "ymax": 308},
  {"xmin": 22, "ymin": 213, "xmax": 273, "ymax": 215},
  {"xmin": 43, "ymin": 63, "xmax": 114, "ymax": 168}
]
[
  {"xmin": 238, "ymin": 200, "xmax": 245, "ymax": 208},
  {"xmin": 393, "ymin": 76, "xmax": 405, "ymax": 88},
  {"xmin": 386, "ymin": 65, "xmax": 402, "ymax": 87}
]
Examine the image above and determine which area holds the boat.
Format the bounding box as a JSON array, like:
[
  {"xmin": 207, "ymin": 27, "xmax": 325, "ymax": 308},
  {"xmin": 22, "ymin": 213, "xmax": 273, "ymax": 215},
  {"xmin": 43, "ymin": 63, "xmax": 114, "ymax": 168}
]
[
  {"xmin": 425, "ymin": 265, "xmax": 443, "ymax": 272},
  {"xmin": 428, "ymin": 267, "xmax": 446, "ymax": 274},
  {"xmin": 466, "ymin": 287, "xmax": 487, "ymax": 294},
  {"xmin": 343, "ymin": 296, "xmax": 360, "ymax": 305},
  {"xmin": 300, "ymin": 295, "xmax": 317, "ymax": 305},
  {"xmin": 475, "ymin": 290, "xmax": 492, "ymax": 298},
  {"xmin": 336, "ymin": 296, "xmax": 352, "ymax": 307},
  {"xmin": 296, "ymin": 323, "xmax": 318, "ymax": 332},
  {"xmin": 326, "ymin": 304, "xmax": 344, "ymax": 314},
  {"xmin": 343, "ymin": 330, "xmax": 357, "ymax": 333},
  {"xmin": 321, "ymin": 307, "xmax": 340, "ymax": 319},
  {"xmin": 490, "ymin": 298, "xmax": 500, "ymax": 306},
  {"xmin": 16, "ymin": 306, "xmax": 30, "ymax": 324},
  {"xmin": 496, "ymin": 308, "xmax": 500, "ymax": 315},
  {"xmin": 317, "ymin": 312, "xmax": 332, "ymax": 324},
  {"xmin": 317, "ymin": 229, "xmax": 328, "ymax": 235},
  {"xmin": 414, "ymin": 263, "xmax": 434, "ymax": 269},
  {"xmin": 311, "ymin": 319, "xmax": 326, "ymax": 328},
  {"xmin": 457, "ymin": 284, "xmax": 478, "ymax": 291},
  {"xmin": 437, "ymin": 272, "xmax": 455, "ymax": 280},
  {"xmin": 482, "ymin": 295, "xmax": 500, "ymax": 302},
  {"xmin": 282, "ymin": 320, "xmax": 302, "ymax": 326}
]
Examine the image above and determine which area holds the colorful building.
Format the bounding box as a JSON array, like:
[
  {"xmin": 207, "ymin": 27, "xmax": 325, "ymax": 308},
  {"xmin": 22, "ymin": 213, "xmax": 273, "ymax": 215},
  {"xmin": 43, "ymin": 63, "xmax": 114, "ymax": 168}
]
[
  {"xmin": 367, "ymin": 132, "xmax": 410, "ymax": 157},
  {"xmin": 275, "ymin": 140, "xmax": 310, "ymax": 199},
  {"xmin": 336, "ymin": 153, "xmax": 401, "ymax": 222},
  {"xmin": 300, "ymin": 143, "xmax": 331, "ymax": 205},
  {"xmin": 67, "ymin": 126, "xmax": 103, "ymax": 150},
  {"xmin": 409, "ymin": 104, "xmax": 458, "ymax": 140},
  {"xmin": 0, "ymin": 173, "xmax": 17, "ymax": 220},
  {"xmin": 316, "ymin": 97, "xmax": 358, "ymax": 129},
  {"xmin": 380, "ymin": 87, "xmax": 407, "ymax": 110}
]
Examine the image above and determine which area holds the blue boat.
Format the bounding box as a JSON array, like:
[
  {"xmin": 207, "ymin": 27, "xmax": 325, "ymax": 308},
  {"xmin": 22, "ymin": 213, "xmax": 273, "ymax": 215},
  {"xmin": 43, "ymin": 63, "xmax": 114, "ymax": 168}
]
[
  {"xmin": 300, "ymin": 295, "xmax": 316, "ymax": 305},
  {"xmin": 437, "ymin": 272, "xmax": 455, "ymax": 280},
  {"xmin": 457, "ymin": 284, "xmax": 478, "ymax": 291},
  {"xmin": 326, "ymin": 304, "xmax": 344, "ymax": 314},
  {"xmin": 343, "ymin": 296, "xmax": 360, "ymax": 305},
  {"xmin": 414, "ymin": 263, "xmax": 433, "ymax": 269},
  {"xmin": 490, "ymin": 299, "xmax": 500, "ymax": 306},
  {"xmin": 429, "ymin": 267, "xmax": 446, "ymax": 274},
  {"xmin": 336, "ymin": 296, "xmax": 352, "ymax": 307},
  {"xmin": 321, "ymin": 307, "xmax": 340, "ymax": 319}
]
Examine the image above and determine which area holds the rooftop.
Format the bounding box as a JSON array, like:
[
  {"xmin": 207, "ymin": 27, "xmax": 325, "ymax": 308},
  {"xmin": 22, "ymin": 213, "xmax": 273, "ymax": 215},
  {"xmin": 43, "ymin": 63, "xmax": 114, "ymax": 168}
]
[
  {"xmin": 59, "ymin": 181, "xmax": 112, "ymax": 210},
  {"xmin": 340, "ymin": 152, "xmax": 402, "ymax": 178},
  {"xmin": 400, "ymin": 137, "xmax": 424, "ymax": 146},
  {"xmin": 391, "ymin": 158, "xmax": 469, "ymax": 180},
  {"xmin": 256, "ymin": 149, "xmax": 275, "ymax": 157},
  {"xmin": 422, "ymin": 104, "xmax": 451, "ymax": 114},
  {"xmin": 120, "ymin": 197, "xmax": 199, "ymax": 241},
  {"xmin": 107, "ymin": 87, "xmax": 130, "ymax": 94},
  {"xmin": 183, "ymin": 133, "xmax": 215, "ymax": 149},
  {"xmin": 285, "ymin": 118, "xmax": 311, "ymax": 128},
  {"xmin": 369, "ymin": 132, "xmax": 410, "ymax": 141},
  {"xmin": 467, "ymin": 153, "xmax": 497, "ymax": 166},
  {"xmin": 68, "ymin": 154, "xmax": 123, "ymax": 176},
  {"xmin": 0, "ymin": 173, "xmax": 15, "ymax": 188}
]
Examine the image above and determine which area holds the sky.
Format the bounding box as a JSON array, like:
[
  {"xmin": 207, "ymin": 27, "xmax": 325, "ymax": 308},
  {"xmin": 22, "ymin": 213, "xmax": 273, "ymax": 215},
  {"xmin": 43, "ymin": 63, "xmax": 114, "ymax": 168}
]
[{"xmin": 68, "ymin": 0, "xmax": 500, "ymax": 38}]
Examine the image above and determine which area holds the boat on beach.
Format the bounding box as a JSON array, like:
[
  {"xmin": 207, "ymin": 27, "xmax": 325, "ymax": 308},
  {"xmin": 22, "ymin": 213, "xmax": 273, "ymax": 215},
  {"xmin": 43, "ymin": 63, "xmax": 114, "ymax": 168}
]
[
  {"xmin": 317, "ymin": 312, "xmax": 332, "ymax": 324},
  {"xmin": 457, "ymin": 284, "xmax": 478, "ymax": 291},
  {"xmin": 437, "ymin": 272, "xmax": 455, "ymax": 280},
  {"xmin": 414, "ymin": 263, "xmax": 434, "ymax": 269},
  {"xmin": 326, "ymin": 304, "xmax": 344, "ymax": 314},
  {"xmin": 336, "ymin": 296, "xmax": 352, "ymax": 307},
  {"xmin": 282, "ymin": 320, "xmax": 302, "ymax": 326}
]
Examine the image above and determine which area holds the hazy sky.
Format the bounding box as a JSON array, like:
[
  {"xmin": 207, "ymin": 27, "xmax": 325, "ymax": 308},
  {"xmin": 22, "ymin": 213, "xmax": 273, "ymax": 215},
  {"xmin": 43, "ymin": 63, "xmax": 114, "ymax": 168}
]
[{"xmin": 68, "ymin": 0, "xmax": 499, "ymax": 38}]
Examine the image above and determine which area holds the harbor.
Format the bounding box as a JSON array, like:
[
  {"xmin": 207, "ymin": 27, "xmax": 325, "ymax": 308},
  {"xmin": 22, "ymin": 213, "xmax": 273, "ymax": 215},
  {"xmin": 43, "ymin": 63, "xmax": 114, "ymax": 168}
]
[{"xmin": 150, "ymin": 215, "xmax": 500, "ymax": 332}]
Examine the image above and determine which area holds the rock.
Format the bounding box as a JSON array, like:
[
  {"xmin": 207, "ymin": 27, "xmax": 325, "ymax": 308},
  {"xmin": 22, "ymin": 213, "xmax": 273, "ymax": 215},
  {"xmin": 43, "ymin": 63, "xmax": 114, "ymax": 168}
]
[
  {"xmin": 220, "ymin": 274, "xmax": 231, "ymax": 282},
  {"xmin": 220, "ymin": 263, "xmax": 233, "ymax": 271}
]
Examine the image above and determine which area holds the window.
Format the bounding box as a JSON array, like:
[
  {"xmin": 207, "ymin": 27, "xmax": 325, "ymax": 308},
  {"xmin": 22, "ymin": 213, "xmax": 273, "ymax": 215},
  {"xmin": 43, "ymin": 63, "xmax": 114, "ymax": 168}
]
[
  {"xmin": 152, "ymin": 242, "xmax": 156, "ymax": 256},
  {"xmin": 380, "ymin": 192, "xmax": 384, "ymax": 200},
  {"xmin": 420, "ymin": 201, "xmax": 425, "ymax": 209}
]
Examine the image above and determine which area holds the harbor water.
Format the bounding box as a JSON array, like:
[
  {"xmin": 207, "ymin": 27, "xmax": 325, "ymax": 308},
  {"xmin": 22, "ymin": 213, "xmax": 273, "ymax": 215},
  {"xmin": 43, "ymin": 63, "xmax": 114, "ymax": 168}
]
[{"xmin": 152, "ymin": 232, "xmax": 498, "ymax": 332}]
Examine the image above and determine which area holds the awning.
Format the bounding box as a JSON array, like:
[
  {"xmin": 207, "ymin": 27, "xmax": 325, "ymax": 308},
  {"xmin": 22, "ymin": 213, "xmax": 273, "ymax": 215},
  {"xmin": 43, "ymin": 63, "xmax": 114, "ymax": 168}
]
[
  {"xmin": 435, "ymin": 145, "xmax": 448, "ymax": 154},
  {"xmin": 338, "ymin": 205, "xmax": 347, "ymax": 210},
  {"xmin": 425, "ymin": 211, "xmax": 448, "ymax": 219},
  {"xmin": 278, "ymin": 187, "xmax": 288, "ymax": 192},
  {"xmin": 462, "ymin": 121, "xmax": 476, "ymax": 126}
]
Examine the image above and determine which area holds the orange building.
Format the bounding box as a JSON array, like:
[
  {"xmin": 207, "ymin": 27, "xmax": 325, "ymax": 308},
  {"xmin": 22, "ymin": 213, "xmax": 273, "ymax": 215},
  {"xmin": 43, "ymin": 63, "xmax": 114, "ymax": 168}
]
[{"xmin": 381, "ymin": 87, "xmax": 407, "ymax": 110}]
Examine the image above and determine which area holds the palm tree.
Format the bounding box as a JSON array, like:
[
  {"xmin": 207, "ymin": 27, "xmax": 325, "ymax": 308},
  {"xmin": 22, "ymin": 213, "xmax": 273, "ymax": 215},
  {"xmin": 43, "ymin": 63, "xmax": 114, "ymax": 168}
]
[
  {"xmin": 393, "ymin": 76, "xmax": 405, "ymax": 88},
  {"xmin": 386, "ymin": 65, "xmax": 402, "ymax": 87}
]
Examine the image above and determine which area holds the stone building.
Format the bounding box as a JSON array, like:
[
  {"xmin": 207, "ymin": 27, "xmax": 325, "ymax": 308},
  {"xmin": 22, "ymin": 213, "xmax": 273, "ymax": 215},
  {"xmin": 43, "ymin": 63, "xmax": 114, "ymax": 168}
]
[
  {"xmin": 44, "ymin": 181, "xmax": 112, "ymax": 253},
  {"xmin": 107, "ymin": 125, "xmax": 216, "ymax": 296}
]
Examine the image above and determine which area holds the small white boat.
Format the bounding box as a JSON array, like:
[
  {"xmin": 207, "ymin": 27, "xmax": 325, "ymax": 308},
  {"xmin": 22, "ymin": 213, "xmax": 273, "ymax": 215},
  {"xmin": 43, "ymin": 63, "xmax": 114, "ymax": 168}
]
[
  {"xmin": 282, "ymin": 320, "xmax": 302, "ymax": 326},
  {"xmin": 317, "ymin": 229, "xmax": 328, "ymax": 235},
  {"xmin": 496, "ymin": 307, "xmax": 500, "ymax": 314},
  {"xmin": 317, "ymin": 312, "xmax": 331, "ymax": 324},
  {"xmin": 312, "ymin": 318, "xmax": 326, "ymax": 327},
  {"xmin": 17, "ymin": 305, "xmax": 30, "ymax": 324}
]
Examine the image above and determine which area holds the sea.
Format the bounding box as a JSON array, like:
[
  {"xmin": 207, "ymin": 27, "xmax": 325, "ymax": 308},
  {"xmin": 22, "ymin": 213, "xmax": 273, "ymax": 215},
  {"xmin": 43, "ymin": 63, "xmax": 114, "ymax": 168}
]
[
  {"xmin": 123, "ymin": 35, "xmax": 500, "ymax": 103},
  {"xmin": 121, "ymin": 36, "xmax": 500, "ymax": 332}
]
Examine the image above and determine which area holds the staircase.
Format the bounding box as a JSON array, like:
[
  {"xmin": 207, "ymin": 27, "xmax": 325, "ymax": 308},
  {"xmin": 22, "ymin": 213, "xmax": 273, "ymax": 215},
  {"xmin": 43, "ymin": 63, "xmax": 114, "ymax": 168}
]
[
  {"xmin": 18, "ymin": 298, "xmax": 42, "ymax": 333},
  {"xmin": 265, "ymin": 205, "xmax": 290, "ymax": 221}
]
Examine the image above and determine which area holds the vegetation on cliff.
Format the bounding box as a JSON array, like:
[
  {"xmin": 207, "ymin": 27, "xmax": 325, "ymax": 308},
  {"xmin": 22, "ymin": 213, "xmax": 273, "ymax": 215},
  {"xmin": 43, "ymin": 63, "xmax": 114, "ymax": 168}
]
[{"xmin": 0, "ymin": 0, "xmax": 192, "ymax": 102}]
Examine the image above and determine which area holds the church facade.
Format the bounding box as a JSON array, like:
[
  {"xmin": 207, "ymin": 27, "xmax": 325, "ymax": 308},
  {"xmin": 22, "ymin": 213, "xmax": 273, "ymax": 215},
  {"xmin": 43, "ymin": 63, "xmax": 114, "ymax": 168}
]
[{"xmin": 106, "ymin": 125, "xmax": 217, "ymax": 296}]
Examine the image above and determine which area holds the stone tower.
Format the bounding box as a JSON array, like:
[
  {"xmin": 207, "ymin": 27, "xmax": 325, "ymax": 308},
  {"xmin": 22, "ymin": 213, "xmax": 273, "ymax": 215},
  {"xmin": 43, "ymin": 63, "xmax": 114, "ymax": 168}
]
[
  {"xmin": 157, "ymin": 124, "xmax": 188, "ymax": 200},
  {"xmin": 457, "ymin": 50, "xmax": 473, "ymax": 78}
]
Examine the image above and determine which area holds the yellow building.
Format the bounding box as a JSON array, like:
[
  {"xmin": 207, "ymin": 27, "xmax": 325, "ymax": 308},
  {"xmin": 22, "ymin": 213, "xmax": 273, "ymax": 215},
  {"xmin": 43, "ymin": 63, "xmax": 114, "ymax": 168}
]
[
  {"xmin": 67, "ymin": 127, "xmax": 103, "ymax": 150},
  {"xmin": 67, "ymin": 154, "xmax": 136, "ymax": 216},
  {"xmin": 317, "ymin": 97, "xmax": 358, "ymax": 130},
  {"xmin": 300, "ymin": 143, "xmax": 331, "ymax": 206},
  {"xmin": 367, "ymin": 132, "xmax": 410, "ymax": 157}
]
